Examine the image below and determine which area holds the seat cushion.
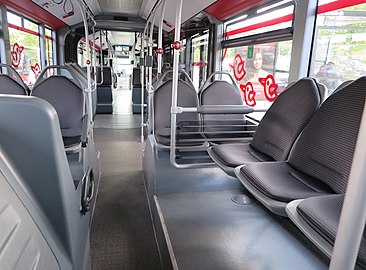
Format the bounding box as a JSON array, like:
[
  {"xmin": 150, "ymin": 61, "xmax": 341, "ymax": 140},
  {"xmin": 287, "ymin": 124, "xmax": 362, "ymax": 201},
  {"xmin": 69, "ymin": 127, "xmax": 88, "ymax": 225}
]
[
  {"xmin": 63, "ymin": 136, "xmax": 81, "ymax": 148},
  {"xmin": 239, "ymin": 162, "xmax": 334, "ymax": 202},
  {"xmin": 209, "ymin": 143, "xmax": 273, "ymax": 168},
  {"xmin": 297, "ymin": 194, "xmax": 366, "ymax": 268}
]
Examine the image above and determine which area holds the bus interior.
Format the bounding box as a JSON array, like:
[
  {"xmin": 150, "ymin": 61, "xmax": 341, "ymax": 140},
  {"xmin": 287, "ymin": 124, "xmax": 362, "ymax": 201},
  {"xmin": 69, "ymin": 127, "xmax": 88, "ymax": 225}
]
[{"xmin": 0, "ymin": 0, "xmax": 366, "ymax": 269}]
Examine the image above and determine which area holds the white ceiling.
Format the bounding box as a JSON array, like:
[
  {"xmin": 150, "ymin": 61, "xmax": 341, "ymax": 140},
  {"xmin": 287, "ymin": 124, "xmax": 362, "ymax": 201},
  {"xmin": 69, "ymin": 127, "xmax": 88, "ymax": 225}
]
[
  {"xmin": 139, "ymin": 0, "xmax": 217, "ymax": 32},
  {"xmin": 31, "ymin": 0, "xmax": 102, "ymax": 26},
  {"xmin": 31, "ymin": 0, "xmax": 218, "ymax": 45},
  {"xmin": 98, "ymin": 0, "xmax": 143, "ymax": 15}
]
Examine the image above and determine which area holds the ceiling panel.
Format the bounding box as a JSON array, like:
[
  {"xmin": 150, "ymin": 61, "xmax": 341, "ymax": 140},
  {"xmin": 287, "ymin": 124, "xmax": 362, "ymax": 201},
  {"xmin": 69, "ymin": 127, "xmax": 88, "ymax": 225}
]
[
  {"xmin": 30, "ymin": 0, "xmax": 102, "ymax": 27},
  {"xmin": 140, "ymin": 0, "xmax": 218, "ymax": 32},
  {"xmin": 98, "ymin": 0, "xmax": 144, "ymax": 15}
]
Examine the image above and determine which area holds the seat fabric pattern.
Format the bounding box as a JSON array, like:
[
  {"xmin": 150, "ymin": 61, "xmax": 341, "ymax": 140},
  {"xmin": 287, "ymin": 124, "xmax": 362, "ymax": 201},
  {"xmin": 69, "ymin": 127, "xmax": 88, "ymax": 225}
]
[
  {"xmin": 250, "ymin": 78, "xmax": 321, "ymax": 161},
  {"xmin": 210, "ymin": 143, "xmax": 273, "ymax": 167},
  {"xmin": 289, "ymin": 76, "xmax": 366, "ymax": 194},
  {"xmin": 240, "ymin": 162, "xmax": 333, "ymax": 202},
  {"xmin": 297, "ymin": 194, "xmax": 366, "ymax": 267},
  {"xmin": 32, "ymin": 76, "xmax": 84, "ymax": 138},
  {"xmin": 200, "ymin": 81, "xmax": 247, "ymax": 139},
  {"xmin": 237, "ymin": 76, "xmax": 366, "ymax": 212},
  {"xmin": 0, "ymin": 75, "xmax": 27, "ymax": 95},
  {"xmin": 154, "ymin": 80, "xmax": 200, "ymax": 146}
]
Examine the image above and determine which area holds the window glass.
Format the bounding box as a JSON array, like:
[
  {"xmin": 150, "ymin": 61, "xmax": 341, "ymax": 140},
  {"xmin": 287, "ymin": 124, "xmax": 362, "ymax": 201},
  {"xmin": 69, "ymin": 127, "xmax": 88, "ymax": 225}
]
[
  {"xmin": 46, "ymin": 36, "xmax": 53, "ymax": 66},
  {"xmin": 7, "ymin": 12, "xmax": 21, "ymax": 27},
  {"xmin": 45, "ymin": 28, "xmax": 54, "ymax": 66},
  {"xmin": 310, "ymin": 1, "xmax": 366, "ymax": 94},
  {"xmin": 24, "ymin": 19, "xmax": 38, "ymax": 31},
  {"xmin": 77, "ymin": 39, "xmax": 100, "ymax": 67},
  {"xmin": 191, "ymin": 33, "xmax": 209, "ymax": 89},
  {"xmin": 8, "ymin": 12, "xmax": 41, "ymax": 86},
  {"xmin": 225, "ymin": 1, "xmax": 294, "ymax": 40},
  {"xmin": 222, "ymin": 41, "xmax": 292, "ymax": 110}
]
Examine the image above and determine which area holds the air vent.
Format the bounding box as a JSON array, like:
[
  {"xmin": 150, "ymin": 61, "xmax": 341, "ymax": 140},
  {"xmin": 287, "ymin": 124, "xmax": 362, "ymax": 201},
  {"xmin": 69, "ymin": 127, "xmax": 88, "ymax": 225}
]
[{"xmin": 114, "ymin": 16, "xmax": 129, "ymax": 21}]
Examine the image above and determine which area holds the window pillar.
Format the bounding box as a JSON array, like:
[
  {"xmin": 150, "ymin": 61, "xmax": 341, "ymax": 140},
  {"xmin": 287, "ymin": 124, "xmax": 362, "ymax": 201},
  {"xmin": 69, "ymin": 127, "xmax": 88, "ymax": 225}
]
[
  {"xmin": 288, "ymin": 0, "xmax": 318, "ymax": 82},
  {"xmin": 0, "ymin": 5, "xmax": 11, "ymax": 64},
  {"xmin": 39, "ymin": 24, "xmax": 47, "ymax": 68}
]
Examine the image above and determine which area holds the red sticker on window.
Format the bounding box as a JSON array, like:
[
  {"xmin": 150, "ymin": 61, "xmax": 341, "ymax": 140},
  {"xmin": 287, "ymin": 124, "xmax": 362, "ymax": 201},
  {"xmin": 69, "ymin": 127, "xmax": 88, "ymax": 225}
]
[
  {"xmin": 258, "ymin": 74, "xmax": 278, "ymax": 102},
  {"xmin": 11, "ymin": 43, "xmax": 24, "ymax": 68},
  {"xmin": 31, "ymin": 63, "xmax": 42, "ymax": 77},
  {"xmin": 231, "ymin": 54, "xmax": 246, "ymax": 82},
  {"xmin": 240, "ymin": 82, "xmax": 256, "ymax": 107}
]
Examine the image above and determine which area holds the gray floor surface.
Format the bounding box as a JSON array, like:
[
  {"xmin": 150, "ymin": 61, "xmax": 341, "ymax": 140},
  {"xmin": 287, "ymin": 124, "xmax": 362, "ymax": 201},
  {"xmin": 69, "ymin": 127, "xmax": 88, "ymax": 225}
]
[
  {"xmin": 91, "ymin": 114, "xmax": 161, "ymax": 270},
  {"xmin": 157, "ymin": 190, "xmax": 329, "ymax": 270}
]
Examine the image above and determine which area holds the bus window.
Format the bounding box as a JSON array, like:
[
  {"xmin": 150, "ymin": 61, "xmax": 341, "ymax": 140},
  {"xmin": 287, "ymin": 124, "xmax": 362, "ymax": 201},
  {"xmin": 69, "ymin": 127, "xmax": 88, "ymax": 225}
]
[
  {"xmin": 310, "ymin": 0, "xmax": 366, "ymax": 95},
  {"xmin": 223, "ymin": 41, "xmax": 292, "ymax": 109},
  {"xmin": 45, "ymin": 28, "xmax": 54, "ymax": 66},
  {"xmin": 191, "ymin": 33, "xmax": 209, "ymax": 89},
  {"xmin": 77, "ymin": 38, "xmax": 100, "ymax": 67},
  {"xmin": 222, "ymin": 1, "xmax": 294, "ymax": 110},
  {"xmin": 8, "ymin": 12, "xmax": 41, "ymax": 86}
]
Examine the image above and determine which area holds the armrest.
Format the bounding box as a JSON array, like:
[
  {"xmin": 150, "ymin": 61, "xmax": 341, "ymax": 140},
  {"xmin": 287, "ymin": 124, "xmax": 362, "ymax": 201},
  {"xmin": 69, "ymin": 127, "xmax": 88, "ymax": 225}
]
[{"xmin": 197, "ymin": 105, "xmax": 254, "ymax": 115}]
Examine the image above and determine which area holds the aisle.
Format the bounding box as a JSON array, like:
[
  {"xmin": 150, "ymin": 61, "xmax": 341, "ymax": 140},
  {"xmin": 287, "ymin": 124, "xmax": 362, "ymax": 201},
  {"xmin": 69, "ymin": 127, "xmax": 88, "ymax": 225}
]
[{"xmin": 91, "ymin": 115, "xmax": 161, "ymax": 270}]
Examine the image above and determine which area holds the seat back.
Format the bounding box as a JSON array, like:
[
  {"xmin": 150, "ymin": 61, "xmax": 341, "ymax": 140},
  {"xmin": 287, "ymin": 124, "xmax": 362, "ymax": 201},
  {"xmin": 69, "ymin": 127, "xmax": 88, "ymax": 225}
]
[
  {"xmin": 199, "ymin": 80, "xmax": 245, "ymax": 140},
  {"xmin": 0, "ymin": 75, "xmax": 28, "ymax": 95},
  {"xmin": 0, "ymin": 95, "xmax": 92, "ymax": 269},
  {"xmin": 0, "ymin": 64, "xmax": 29, "ymax": 95},
  {"xmin": 0, "ymin": 147, "xmax": 70, "ymax": 269},
  {"xmin": 32, "ymin": 75, "xmax": 84, "ymax": 138},
  {"xmin": 289, "ymin": 76, "xmax": 366, "ymax": 194},
  {"xmin": 250, "ymin": 77, "xmax": 321, "ymax": 161},
  {"xmin": 153, "ymin": 79, "xmax": 199, "ymax": 146}
]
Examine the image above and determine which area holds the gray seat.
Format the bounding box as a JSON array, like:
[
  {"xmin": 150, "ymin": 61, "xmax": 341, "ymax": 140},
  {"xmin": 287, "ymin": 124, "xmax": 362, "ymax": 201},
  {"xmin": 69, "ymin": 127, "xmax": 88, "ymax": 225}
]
[
  {"xmin": 0, "ymin": 75, "xmax": 28, "ymax": 95},
  {"xmin": 199, "ymin": 80, "xmax": 250, "ymax": 142},
  {"xmin": 31, "ymin": 75, "xmax": 84, "ymax": 149},
  {"xmin": 153, "ymin": 79, "xmax": 202, "ymax": 147},
  {"xmin": 0, "ymin": 95, "xmax": 94, "ymax": 269},
  {"xmin": 0, "ymin": 146, "xmax": 70, "ymax": 269},
  {"xmin": 208, "ymin": 77, "xmax": 321, "ymax": 177},
  {"xmin": 236, "ymin": 76, "xmax": 366, "ymax": 216},
  {"xmin": 66, "ymin": 61, "xmax": 97, "ymax": 119},
  {"xmin": 0, "ymin": 64, "xmax": 29, "ymax": 95},
  {"xmin": 286, "ymin": 194, "xmax": 366, "ymax": 268}
]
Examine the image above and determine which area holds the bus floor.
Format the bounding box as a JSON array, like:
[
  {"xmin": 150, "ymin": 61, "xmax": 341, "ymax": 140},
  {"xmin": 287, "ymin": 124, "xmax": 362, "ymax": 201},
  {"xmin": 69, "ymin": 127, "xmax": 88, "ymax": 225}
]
[
  {"xmin": 155, "ymin": 190, "xmax": 329, "ymax": 269},
  {"xmin": 91, "ymin": 114, "xmax": 161, "ymax": 270},
  {"xmin": 145, "ymin": 144, "xmax": 330, "ymax": 269}
]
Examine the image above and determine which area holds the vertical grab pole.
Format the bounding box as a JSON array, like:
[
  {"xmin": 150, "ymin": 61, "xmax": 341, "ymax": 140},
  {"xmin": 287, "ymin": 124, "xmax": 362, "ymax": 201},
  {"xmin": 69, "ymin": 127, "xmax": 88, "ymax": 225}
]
[
  {"xmin": 158, "ymin": 0, "xmax": 167, "ymax": 76},
  {"xmin": 329, "ymin": 102, "xmax": 366, "ymax": 270},
  {"xmin": 169, "ymin": 0, "xmax": 183, "ymax": 167},
  {"xmin": 148, "ymin": 11, "xmax": 157, "ymax": 93},
  {"xmin": 140, "ymin": 33, "xmax": 145, "ymax": 143},
  {"xmin": 92, "ymin": 27, "xmax": 97, "ymax": 91},
  {"xmin": 79, "ymin": 1, "xmax": 93, "ymax": 125}
]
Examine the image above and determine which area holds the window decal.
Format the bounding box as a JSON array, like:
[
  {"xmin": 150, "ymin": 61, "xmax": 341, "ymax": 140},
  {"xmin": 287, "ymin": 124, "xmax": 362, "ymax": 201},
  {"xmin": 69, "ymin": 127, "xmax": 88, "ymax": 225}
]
[
  {"xmin": 259, "ymin": 74, "xmax": 278, "ymax": 102},
  {"xmin": 240, "ymin": 82, "xmax": 257, "ymax": 107},
  {"xmin": 231, "ymin": 53, "xmax": 246, "ymax": 81},
  {"xmin": 31, "ymin": 63, "xmax": 42, "ymax": 78},
  {"xmin": 11, "ymin": 43, "xmax": 24, "ymax": 68}
]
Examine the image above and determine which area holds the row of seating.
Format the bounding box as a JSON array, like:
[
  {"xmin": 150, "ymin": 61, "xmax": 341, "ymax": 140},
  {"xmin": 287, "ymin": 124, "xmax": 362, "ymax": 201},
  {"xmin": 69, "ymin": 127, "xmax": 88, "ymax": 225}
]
[
  {"xmin": 208, "ymin": 76, "xmax": 365, "ymax": 267},
  {"xmin": 0, "ymin": 64, "xmax": 85, "ymax": 150},
  {"xmin": 0, "ymin": 63, "xmax": 101, "ymax": 269},
  {"xmin": 151, "ymin": 71, "xmax": 252, "ymax": 148}
]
